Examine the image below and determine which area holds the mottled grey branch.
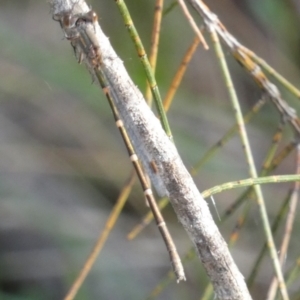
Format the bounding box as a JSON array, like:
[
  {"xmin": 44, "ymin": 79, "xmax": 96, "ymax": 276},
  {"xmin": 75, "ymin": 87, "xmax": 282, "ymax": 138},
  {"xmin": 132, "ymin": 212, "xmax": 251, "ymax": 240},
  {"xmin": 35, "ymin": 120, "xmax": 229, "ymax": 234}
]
[{"xmin": 50, "ymin": 0, "xmax": 252, "ymax": 299}]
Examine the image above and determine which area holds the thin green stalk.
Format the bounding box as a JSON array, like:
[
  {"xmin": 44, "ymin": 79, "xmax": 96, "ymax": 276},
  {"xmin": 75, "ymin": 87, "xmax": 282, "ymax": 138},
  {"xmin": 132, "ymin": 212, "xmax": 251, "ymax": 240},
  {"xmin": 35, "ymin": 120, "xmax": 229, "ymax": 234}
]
[
  {"xmin": 201, "ymin": 175, "xmax": 300, "ymax": 198},
  {"xmin": 204, "ymin": 124, "xmax": 289, "ymax": 300},
  {"xmin": 210, "ymin": 28, "xmax": 289, "ymax": 300},
  {"xmin": 114, "ymin": 0, "xmax": 173, "ymax": 139},
  {"xmin": 199, "ymin": 130, "xmax": 289, "ymax": 300},
  {"xmin": 241, "ymin": 122, "xmax": 285, "ymax": 288}
]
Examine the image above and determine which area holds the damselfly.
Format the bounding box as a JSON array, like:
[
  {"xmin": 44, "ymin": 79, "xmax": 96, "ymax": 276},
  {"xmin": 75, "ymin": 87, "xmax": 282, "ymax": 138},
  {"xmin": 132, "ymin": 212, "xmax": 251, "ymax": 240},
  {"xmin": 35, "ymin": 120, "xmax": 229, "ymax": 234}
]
[{"xmin": 54, "ymin": 7, "xmax": 186, "ymax": 283}]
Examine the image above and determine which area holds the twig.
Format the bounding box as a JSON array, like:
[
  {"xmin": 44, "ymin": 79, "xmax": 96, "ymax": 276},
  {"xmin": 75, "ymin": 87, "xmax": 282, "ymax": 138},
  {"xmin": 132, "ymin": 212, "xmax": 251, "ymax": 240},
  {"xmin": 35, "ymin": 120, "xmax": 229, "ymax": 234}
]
[{"xmin": 114, "ymin": 0, "xmax": 173, "ymax": 139}]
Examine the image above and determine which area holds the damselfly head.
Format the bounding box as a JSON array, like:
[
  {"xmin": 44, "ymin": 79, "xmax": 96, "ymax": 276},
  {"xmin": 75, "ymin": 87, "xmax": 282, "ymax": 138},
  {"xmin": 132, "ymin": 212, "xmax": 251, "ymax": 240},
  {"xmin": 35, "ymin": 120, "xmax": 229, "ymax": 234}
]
[
  {"xmin": 53, "ymin": 11, "xmax": 81, "ymax": 41},
  {"xmin": 75, "ymin": 10, "xmax": 98, "ymax": 27}
]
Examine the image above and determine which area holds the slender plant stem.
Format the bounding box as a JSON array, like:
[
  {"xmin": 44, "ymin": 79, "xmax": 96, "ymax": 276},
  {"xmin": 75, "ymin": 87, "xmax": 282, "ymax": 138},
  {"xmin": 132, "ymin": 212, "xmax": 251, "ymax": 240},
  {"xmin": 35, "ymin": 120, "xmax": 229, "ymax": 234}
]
[
  {"xmin": 201, "ymin": 175, "xmax": 300, "ymax": 198},
  {"xmin": 267, "ymin": 145, "xmax": 300, "ymax": 300},
  {"xmin": 245, "ymin": 123, "xmax": 284, "ymax": 287},
  {"xmin": 209, "ymin": 26, "xmax": 289, "ymax": 300},
  {"xmin": 217, "ymin": 124, "xmax": 285, "ymax": 295},
  {"xmin": 114, "ymin": 0, "xmax": 173, "ymax": 139}
]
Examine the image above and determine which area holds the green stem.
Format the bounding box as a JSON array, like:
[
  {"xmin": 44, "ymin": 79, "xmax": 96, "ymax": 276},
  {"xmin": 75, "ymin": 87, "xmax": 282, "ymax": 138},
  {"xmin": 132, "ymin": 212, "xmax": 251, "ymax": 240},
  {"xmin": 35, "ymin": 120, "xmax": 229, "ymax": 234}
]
[
  {"xmin": 114, "ymin": 0, "xmax": 173, "ymax": 139},
  {"xmin": 210, "ymin": 27, "xmax": 289, "ymax": 300}
]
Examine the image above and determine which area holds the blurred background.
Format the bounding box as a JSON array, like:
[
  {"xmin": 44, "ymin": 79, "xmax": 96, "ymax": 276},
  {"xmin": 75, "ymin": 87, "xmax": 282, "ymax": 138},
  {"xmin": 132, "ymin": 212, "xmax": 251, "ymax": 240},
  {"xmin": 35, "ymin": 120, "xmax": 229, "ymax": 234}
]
[{"xmin": 0, "ymin": 0, "xmax": 300, "ymax": 299}]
